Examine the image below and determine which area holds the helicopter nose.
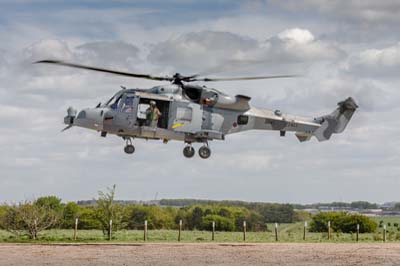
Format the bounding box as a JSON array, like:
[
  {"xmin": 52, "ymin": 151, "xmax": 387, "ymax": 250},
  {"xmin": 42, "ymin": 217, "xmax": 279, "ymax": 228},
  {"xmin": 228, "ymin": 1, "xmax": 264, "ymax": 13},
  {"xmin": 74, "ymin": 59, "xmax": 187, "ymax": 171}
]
[{"xmin": 74, "ymin": 108, "xmax": 104, "ymax": 131}]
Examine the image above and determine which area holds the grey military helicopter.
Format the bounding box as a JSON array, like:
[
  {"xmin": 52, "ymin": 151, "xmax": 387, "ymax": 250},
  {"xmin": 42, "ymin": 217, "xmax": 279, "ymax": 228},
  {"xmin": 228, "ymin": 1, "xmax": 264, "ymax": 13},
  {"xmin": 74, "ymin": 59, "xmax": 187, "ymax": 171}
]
[{"xmin": 35, "ymin": 60, "xmax": 358, "ymax": 159}]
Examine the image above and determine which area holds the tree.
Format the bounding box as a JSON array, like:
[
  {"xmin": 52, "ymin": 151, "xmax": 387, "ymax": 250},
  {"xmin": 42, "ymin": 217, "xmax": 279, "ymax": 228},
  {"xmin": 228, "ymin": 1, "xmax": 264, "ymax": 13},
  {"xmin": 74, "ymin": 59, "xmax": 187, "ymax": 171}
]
[
  {"xmin": 62, "ymin": 202, "xmax": 80, "ymax": 229},
  {"xmin": 0, "ymin": 201, "xmax": 59, "ymax": 239},
  {"xmin": 189, "ymin": 207, "xmax": 204, "ymax": 230},
  {"xmin": 35, "ymin": 196, "xmax": 63, "ymax": 213},
  {"xmin": 350, "ymin": 201, "xmax": 378, "ymax": 209},
  {"xmin": 95, "ymin": 185, "xmax": 125, "ymax": 238}
]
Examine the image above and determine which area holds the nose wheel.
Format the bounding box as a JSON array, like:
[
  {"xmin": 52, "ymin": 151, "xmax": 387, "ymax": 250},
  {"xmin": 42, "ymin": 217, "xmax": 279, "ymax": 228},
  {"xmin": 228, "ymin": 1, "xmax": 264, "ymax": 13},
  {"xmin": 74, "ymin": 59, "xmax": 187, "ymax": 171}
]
[
  {"xmin": 124, "ymin": 145, "xmax": 135, "ymax": 154},
  {"xmin": 124, "ymin": 137, "xmax": 135, "ymax": 154}
]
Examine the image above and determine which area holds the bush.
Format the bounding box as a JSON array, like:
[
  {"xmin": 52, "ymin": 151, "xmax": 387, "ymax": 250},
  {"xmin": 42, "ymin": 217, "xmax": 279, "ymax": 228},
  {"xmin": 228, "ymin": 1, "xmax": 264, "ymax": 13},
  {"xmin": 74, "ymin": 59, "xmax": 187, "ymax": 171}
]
[
  {"xmin": 309, "ymin": 212, "xmax": 377, "ymax": 233},
  {"xmin": 78, "ymin": 207, "xmax": 101, "ymax": 230},
  {"xmin": 126, "ymin": 206, "xmax": 176, "ymax": 230},
  {"xmin": 201, "ymin": 215, "xmax": 235, "ymax": 231},
  {"xmin": 62, "ymin": 202, "xmax": 80, "ymax": 229}
]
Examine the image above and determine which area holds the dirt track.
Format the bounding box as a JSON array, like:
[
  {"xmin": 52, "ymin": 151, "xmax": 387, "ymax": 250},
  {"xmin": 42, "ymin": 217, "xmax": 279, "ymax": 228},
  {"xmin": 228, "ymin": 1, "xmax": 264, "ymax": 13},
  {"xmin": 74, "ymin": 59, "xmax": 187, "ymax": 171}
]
[{"xmin": 1, "ymin": 243, "xmax": 400, "ymax": 266}]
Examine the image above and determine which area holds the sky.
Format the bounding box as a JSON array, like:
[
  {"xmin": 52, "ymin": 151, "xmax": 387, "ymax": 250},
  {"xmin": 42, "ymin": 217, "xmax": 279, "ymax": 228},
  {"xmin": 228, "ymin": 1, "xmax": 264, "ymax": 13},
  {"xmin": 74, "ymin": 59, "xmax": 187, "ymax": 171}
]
[{"xmin": 0, "ymin": 0, "xmax": 399, "ymax": 204}]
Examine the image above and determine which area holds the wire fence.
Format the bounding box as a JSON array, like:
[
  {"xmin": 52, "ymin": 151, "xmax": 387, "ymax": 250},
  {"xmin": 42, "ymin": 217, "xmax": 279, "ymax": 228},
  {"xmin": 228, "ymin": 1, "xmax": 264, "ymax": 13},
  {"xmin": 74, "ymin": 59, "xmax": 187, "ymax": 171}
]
[{"xmin": 36, "ymin": 219, "xmax": 394, "ymax": 242}]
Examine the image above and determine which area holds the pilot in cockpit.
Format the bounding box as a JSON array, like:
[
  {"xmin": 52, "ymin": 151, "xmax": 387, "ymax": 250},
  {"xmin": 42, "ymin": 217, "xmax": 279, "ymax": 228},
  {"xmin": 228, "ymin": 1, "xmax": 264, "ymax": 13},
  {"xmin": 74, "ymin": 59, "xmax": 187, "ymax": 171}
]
[{"xmin": 122, "ymin": 97, "xmax": 134, "ymax": 112}]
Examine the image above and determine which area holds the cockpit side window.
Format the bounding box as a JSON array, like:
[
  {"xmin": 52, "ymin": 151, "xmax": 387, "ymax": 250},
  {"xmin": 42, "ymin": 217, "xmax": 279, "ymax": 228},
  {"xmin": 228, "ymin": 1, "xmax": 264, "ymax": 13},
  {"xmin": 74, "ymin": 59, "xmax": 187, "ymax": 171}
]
[{"xmin": 110, "ymin": 95, "xmax": 122, "ymax": 110}]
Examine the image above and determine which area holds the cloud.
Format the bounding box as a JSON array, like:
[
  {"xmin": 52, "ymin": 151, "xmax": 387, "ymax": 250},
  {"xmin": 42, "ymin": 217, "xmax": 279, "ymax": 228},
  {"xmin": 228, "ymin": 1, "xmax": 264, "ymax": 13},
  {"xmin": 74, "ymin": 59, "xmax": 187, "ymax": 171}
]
[
  {"xmin": 261, "ymin": 28, "xmax": 345, "ymax": 62},
  {"xmin": 342, "ymin": 43, "xmax": 400, "ymax": 78},
  {"xmin": 269, "ymin": 0, "xmax": 400, "ymax": 23},
  {"xmin": 147, "ymin": 29, "xmax": 344, "ymax": 74},
  {"xmin": 24, "ymin": 39, "xmax": 74, "ymax": 62},
  {"xmin": 148, "ymin": 31, "xmax": 259, "ymax": 73},
  {"xmin": 76, "ymin": 41, "xmax": 140, "ymax": 68}
]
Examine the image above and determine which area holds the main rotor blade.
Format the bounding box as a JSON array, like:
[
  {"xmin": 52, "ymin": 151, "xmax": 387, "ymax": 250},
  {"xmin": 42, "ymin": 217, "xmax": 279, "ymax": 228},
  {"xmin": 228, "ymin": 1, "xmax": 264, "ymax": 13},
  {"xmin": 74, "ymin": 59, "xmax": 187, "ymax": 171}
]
[
  {"xmin": 34, "ymin": 60, "xmax": 173, "ymax": 81},
  {"xmin": 192, "ymin": 75, "xmax": 298, "ymax": 82}
]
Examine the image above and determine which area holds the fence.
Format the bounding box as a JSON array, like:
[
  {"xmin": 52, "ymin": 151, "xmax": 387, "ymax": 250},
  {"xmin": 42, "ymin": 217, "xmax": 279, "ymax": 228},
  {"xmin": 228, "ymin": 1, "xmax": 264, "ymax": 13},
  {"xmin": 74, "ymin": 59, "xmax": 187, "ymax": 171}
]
[{"xmin": 68, "ymin": 219, "xmax": 391, "ymax": 242}]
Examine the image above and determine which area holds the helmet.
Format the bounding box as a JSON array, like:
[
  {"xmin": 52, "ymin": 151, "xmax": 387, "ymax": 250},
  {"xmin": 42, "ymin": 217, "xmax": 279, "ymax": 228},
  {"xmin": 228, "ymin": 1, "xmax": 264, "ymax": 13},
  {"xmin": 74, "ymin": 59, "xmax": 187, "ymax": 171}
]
[{"xmin": 150, "ymin": 100, "xmax": 156, "ymax": 106}]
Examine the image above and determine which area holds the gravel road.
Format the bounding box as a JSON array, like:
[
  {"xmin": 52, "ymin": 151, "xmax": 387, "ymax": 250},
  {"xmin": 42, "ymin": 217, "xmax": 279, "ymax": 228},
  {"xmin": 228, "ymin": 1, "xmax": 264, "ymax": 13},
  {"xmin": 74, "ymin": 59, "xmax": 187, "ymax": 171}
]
[{"xmin": 1, "ymin": 243, "xmax": 400, "ymax": 266}]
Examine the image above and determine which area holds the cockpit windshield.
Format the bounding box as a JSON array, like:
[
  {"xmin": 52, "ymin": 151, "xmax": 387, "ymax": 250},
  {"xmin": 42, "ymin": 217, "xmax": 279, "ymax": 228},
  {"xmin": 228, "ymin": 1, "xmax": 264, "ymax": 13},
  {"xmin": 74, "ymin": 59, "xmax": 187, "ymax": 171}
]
[
  {"xmin": 105, "ymin": 94, "xmax": 123, "ymax": 110},
  {"xmin": 105, "ymin": 96, "xmax": 116, "ymax": 106}
]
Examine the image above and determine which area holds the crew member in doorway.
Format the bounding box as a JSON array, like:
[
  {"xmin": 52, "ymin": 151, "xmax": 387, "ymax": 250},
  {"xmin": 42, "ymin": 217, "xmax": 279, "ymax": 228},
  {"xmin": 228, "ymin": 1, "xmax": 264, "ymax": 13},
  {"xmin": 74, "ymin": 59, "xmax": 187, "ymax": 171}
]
[{"xmin": 146, "ymin": 100, "xmax": 161, "ymax": 127}]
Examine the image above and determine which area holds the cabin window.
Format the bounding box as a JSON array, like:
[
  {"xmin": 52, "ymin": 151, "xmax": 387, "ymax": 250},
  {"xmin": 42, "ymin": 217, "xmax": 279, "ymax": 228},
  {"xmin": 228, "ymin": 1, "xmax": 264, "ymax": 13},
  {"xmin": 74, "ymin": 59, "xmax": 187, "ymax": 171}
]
[
  {"xmin": 176, "ymin": 107, "xmax": 192, "ymax": 121},
  {"xmin": 237, "ymin": 115, "xmax": 248, "ymax": 125}
]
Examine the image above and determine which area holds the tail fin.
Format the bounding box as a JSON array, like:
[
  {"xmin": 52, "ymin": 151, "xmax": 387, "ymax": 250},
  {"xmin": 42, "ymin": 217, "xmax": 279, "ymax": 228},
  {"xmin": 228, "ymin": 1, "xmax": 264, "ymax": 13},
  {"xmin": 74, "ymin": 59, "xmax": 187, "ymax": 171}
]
[{"xmin": 313, "ymin": 97, "xmax": 358, "ymax": 142}]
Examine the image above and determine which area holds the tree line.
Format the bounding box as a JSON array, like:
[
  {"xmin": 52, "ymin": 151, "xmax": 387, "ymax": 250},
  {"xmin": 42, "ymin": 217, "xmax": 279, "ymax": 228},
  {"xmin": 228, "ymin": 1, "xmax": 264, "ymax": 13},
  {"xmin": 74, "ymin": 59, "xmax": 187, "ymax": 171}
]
[
  {"xmin": 0, "ymin": 186, "xmax": 380, "ymax": 239},
  {"xmin": 0, "ymin": 186, "xmax": 302, "ymax": 239},
  {"xmin": 292, "ymin": 201, "xmax": 379, "ymax": 210}
]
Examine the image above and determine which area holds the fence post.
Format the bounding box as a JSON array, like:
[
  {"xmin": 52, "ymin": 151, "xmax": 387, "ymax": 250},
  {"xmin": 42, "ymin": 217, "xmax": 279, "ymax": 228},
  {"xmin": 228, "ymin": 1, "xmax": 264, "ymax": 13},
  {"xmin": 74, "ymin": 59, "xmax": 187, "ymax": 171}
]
[
  {"xmin": 33, "ymin": 219, "xmax": 37, "ymax": 240},
  {"xmin": 243, "ymin": 221, "xmax": 246, "ymax": 241},
  {"xmin": 144, "ymin": 220, "xmax": 148, "ymax": 241},
  {"xmin": 383, "ymin": 225, "xmax": 386, "ymax": 242},
  {"xmin": 109, "ymin": 220, "xmax": 112, "ymax": 240},
  {"xmin": 275, "ymin": 223, "xmax": 278, "ymax": 242},
  {"xmin": 178, "ymin": 219, "xmax": 182, "ymax": 242},
  {"xmin": 356, "ymin": 224, "xmax": 359, "ymax": 242},
  {"xmin": 74, "ymin": 218, "xmax": 78, "ymax": 241},
  {"xmin": 212, "ymin": 221, "xmax": 215, "ymax": 241},
  {"xmin": 328, "ymin": 221, "xmax": 331, "ymax": 240},
  {"xmin": 303, "ymin": 221, "xmax": 307, "ymax": 241}
]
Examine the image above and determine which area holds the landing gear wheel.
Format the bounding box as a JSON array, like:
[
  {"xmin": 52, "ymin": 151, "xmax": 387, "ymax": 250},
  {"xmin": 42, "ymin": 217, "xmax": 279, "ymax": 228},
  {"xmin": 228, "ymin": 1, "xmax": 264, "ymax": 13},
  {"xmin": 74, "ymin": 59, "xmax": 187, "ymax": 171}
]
[
  {"xmin": 183, "ymin": 146, "xmax": 195, "ymax": 158},
  {"xmin": 198, "ymin": 146, "xmax": 211, "ymax": 159},
  {"xmin": 124, "ymin": 145, "xmax": 135, "ymax": 154}
]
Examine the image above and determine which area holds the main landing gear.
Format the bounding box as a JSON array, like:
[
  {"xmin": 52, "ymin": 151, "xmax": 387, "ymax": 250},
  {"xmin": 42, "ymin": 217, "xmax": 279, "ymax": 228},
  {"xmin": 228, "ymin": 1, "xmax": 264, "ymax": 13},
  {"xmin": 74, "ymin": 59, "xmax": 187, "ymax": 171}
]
[
  {"xmin": 198, "ymin": 145, "xmax": 211, "ymax": 159},
  {"xmin": 183, "ymin": 142, "xmax": 211, "ymax": 159},
  {"xmin": 124, "ymin": 137, "xmax": 135, "ymax": 154},
  {"xmin": 183, "ymin": 145, "xmax": 195, "ymax": 158}
]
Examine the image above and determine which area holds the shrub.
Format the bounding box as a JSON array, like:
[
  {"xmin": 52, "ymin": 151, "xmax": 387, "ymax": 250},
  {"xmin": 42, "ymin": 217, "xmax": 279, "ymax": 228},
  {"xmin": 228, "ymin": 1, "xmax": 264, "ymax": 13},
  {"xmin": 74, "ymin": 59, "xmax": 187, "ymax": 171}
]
[
  {"xmin": 78, "ymin": 207, "xmax": 101, "ymax": 230},
  {"xmin": 62, "ymin": 202, "xmax": 80, "ymax": 229},
  {"xmin": 201, "ymin": 215, "xmax": 235, "ymax": 231},
  {"xmin": 309, "ymin": 212, "xmax": 377, "ymax": 233}
]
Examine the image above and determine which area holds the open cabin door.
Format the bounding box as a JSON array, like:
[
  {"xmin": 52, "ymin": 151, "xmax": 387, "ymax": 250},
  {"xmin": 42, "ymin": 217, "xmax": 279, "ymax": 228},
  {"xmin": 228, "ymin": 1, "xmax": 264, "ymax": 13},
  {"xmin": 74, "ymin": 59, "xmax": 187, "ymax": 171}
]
[{"xmin": 169, "ymin": 101, "xmax": 202, "ymax": 133}]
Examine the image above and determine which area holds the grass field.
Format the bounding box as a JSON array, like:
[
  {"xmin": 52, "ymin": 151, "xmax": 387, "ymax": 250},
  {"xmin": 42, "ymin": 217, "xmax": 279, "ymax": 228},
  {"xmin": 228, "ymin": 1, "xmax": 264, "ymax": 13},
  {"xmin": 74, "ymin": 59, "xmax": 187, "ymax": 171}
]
[
  {"xmin": 1, "ymin": 217, "xmax": 400, "ymax": 243},
  {"xmin": 0, "ymin": 217, "xmax": 400, "ymax": 243}
]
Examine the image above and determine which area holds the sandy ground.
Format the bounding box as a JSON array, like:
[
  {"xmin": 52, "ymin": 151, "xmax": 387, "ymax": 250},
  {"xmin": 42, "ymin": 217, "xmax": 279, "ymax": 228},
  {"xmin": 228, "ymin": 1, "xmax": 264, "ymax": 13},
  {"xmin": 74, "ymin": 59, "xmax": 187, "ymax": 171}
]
[{"xmin": 1, "ymin": 243, "xmax": 400, "ymax": 266}]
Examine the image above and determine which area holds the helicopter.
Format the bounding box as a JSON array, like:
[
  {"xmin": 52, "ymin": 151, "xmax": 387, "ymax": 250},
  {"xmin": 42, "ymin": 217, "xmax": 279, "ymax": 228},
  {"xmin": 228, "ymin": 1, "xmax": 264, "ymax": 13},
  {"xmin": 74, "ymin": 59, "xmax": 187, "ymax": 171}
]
[{"xmin": 35, "ymin": 60, "xmax": 358, "ymax": 159}]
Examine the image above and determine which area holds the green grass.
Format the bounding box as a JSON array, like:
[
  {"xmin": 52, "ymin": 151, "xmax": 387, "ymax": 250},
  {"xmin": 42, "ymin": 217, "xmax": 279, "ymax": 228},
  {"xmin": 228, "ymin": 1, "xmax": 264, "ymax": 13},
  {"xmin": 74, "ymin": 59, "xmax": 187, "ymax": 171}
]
[
  {"xmin": 372, "ymin": 217, "xmax": 400, "ymax": 230},
  {"xmin": 1, "ymin": 217, "xmax": 400, "ymax": 243}
]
